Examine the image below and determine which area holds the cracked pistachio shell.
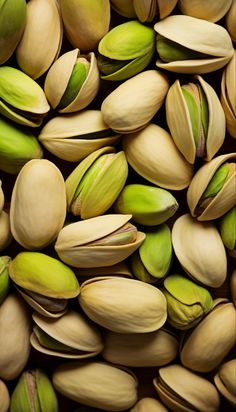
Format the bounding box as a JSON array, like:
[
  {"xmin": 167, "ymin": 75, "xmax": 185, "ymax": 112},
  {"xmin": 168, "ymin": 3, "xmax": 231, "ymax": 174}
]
[
  {"xmin": 133, "ymin": 0, "xmax": 177, "ymax": 21},
  {"xmin": 123, "ymin": 124, "xmax": 193, "ymax": 190},
  {"xmin": 226, "ymin": 0, "xmax": 236, "ymax": 42},
  {"xmin": 172, "ymin": 214, "xmax": 227, "ymax": 287},
  {"xmin": 187, "ymin": 153, "xmax": 236, "ymax": 220},
  {"xmin": 154, "ymin": 15, "xmax": 234, "ymax": 74},
  {"xmin": 111, "ymin": 0, "xmax": 136, "ymax": 17},
  {"xmin": 10, "ymin": 159, "xmax": 66, "ymax": 250},
  {"xmin": 0, "ymin": 0, "xmax": 26, "ymax": 65},
  {"xmin": 102, "ymin": 328, "xmax": 178, "ymax": 367},
  {"xmin": 55, "ymin": 214, "xmax": 145, "ymax": 268},
  {"xmin": 0, "ymin": 380, "xmax": 10, "ymax": 412},
  {"xmin": 231, "ymin": 270, "xmax": 236, "ymax": 305},
  {"xmin": 44, "ymin": 48, "xmax": 99, "ymax": 113},
  {"xmin": 0, "ymin": 181, "xmax": 3, "ymax": 213},
  {"xmin": 219, "ymin": 206, "xmax": 236, "ymax": 257},
  {"xmin": 0, "ymin": 66, "xmax": 50, "ymax": 127},
  {"xmin": 166, "ymin": 76, "xmax": 226, "ymax": 164},
  {"xmin": 79, "ymin": 276, "xmax": 167, "ymax": 333},
  {"xmin": 221, "ymin": 50, "xmax": 236, "ymax": 138},
  {"xmin": 16, "ymin": 0, "xmax": 62, "ymax": 79},
  {"xmin": 153, "ymin": 364, "xmax": 220, "ymax": 412},
  {"xmin": 130, "ymin": 398, "xmax": 168, "ymax": 412},
  {"xmin": 60, "ymin": 0, "xmax": 110, "ymax": 52},
  {"xmin": 0, "ymin": 294, "xmax": 31, "ymax": 381},
  {"xmin": 180, "ymin": 300, "xmax": 236, "ymax": 372},
  {"xmin": 179, "ymin": 0, "xmax": 232, "ymax": 22},
  {"xmin": 101, "ymin": 70, "xmax": 169, "ymax": 133},
  {"xmin": 0, "ymin": 256, "xmax": 10, "ymax": 305},
  {"xmin": 0, "ymin": 211, "xmax": 12, "ymax": 252},
  {"xmin": 214, "ymin": 359, "xmax": 236, "ymax": 406}
]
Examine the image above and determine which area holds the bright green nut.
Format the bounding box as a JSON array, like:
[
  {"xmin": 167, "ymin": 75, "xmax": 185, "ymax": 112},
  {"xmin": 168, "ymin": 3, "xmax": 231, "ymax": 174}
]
[
  {"xmin": 203, "ymin": 163, "xmax": 230, "ymax": 199},
  {"xmin": 98, "ymin": 20, "xmax": 155, "ymax": 80},
  {"xmin": 0, "ymin": 256, "xmax": 11, "ymax": 304},
  {"xmin": 219, "ymin": 206, "xmax": 236, "ymax": 256},
  {"xmin": 156, "ymin": 34, "xmax": 209, "ymax": 63},
  {"xmin": 10, "ymin": 369, "xmax": 58, "ymax": 412}
]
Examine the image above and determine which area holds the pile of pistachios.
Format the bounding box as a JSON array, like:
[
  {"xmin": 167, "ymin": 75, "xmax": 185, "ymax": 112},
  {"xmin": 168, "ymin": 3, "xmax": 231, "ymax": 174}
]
[{"xmin": 0, "ymin": 0, "xmax": 236, "ymax": 411}]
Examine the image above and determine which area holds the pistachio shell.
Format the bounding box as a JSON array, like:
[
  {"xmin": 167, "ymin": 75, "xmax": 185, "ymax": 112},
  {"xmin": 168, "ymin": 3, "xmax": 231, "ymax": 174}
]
[
  {"xmin": 0, "ymin": 256, "xmax": 10, "ymax": 304},
  {"xmin": 133, "ymin": 0, "xmax": 178, "ymax": 21},
  {"xmin": 0, "ymin": 181, "xmax": 4, "ymax": 213},
  {"xmin": 75, "ymin": 261, "xmax": 133, "ymax": 279},
  {"xmin": 214, "ymin": 360, "xmax": 236, "ymax": 406},
  {"xmin": 130, "ymin": 397, "xmax": 168, "ymax": 412},
  {"xmin": 110, "ymin": 0, "xmax": 136, "ymax": 17},
  {"xmin": 0, "ymin": 379, "xmax": 10, "ymax": 412},
  {"xmin": 178, "ymin": 0, "xmax": 232, "ymax": 22},
  {"xmin": 231, "ymin": 269, "xmax": 236, "ymax": 305},
  {"xmin": 0, "ymin": 211, "xmax": 12, "ymax": 252},
  {"xmin": 221, "ymin": 50, "xmax": 236, "ymax": 138},
  {"xmin": 225, "ymin": 0, "xmax": 236, "ymax": 42}
]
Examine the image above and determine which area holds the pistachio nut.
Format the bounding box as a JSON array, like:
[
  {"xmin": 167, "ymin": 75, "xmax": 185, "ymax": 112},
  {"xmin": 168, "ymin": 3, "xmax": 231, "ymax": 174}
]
[
  {"xmin": 172, "ymin": 214, "xmax": 227, "ymax": 287},
  {"xmin": 0, "ymin": 0, "xmax": 26, "ymax": 65},
  {"xmin": 178, "ymin": 0, "xmax": 232, "ymax": 22},
  {"xmin": 114, "ymin": 184, "xmax": 178, "ymax": 226},
  {"xmin": 66, "ymin": 146, "xmax": 128, "ymax": 219},
  {"xmin": 123, "ymin": 124, "xmax": 194, "ymax": 190},
  {"xmin": 55, "ymin": 214, "xmax": 145, "ymax": 268},
  {"xmin": 219, "ymin": 206, "xmax": 236, "ymax": 257},
  {"xmin": 133, "ymin": 0, "xmax": 178, "ymax": 22},
  {"xmin": 53, "ymin": 360, "xmax": 138, "ymax": 411},
  {"xmin": 0, "ymin": 116, "xmax": 43, "ymax": 174},
  {"xmin": 44, "ymin": 48, "xmax": 99, "ymax": 113},
  {"xmin": 110, "ymin": 0, "xmax": 136, "ymax": 17},
  {"xmin": 0, "ymin": 379, "xmax": 10, "ymax": 412},
  {"xmin": 102, "ymin": 327, "xmax": 178, "ymax": 367},
  {"xmin": 101, "ymin": 70, "xmax": 169, "ymax": 133},
  {"xmin": 0, "ymin": 181, "xmax": 3, "ymax": 213},
  {"xmin": 180, "ymin": 300, "xmax": 236, "ymax": 372},
  {"xmin": 153, "ymin": 364, "xmax": 220, "ymax": 412},
  {"xmin": 10, "ymin": 159, "xmax": 66, "ymax": 250},
  {"xmin": 187, "ymin": 153, "xmax": 236, "ymax": 220},
  {"xmin": 154, "ymin": 15, "xmax": 234, "ymax": 74},
  {"xmin": 16, "ymin": 0, "xmax": 62, "ymax": 79},
  {"xmin": 166, "ymin": 75, "xmax": 226, "ymax": 164},
  {"xmin": 130, "ymin": 397, "xmax": 168, "ymax": 412},
  {"xmin": 0, "ymin": 211, "xmax": 12, "ymax": 252},
  {"xmin": 98, "ymin": 20, "xmax": 155, "ymax": 81},
  {"xmin": 0, "ymin": 293, "xmax": 31, "ymax": 380},
  {"xmin": 0, "ymin": 256, "xmax": 10, "ymax": 304},
  {"xmin": 130, "ymin": 224, "xmax": 172, "ymax": 283},
  {"xmin": 0, "ymin": 66, "xmax": 50, "ymax": 127},
  {"xmin": 30, "ymin": 310, "xmax": 103, "ymax": 359},
  {"xmin": 79, "ymin": 276, "xmax": 167, "ymax": 333},
  {"xmin": 60, "ymin": 0, "xmax": 110, "ymax": 52},
  {"xmin": 225, "ymin": 0, "xmax": 236, "ymax": 42},
  {"xmin": 221, "ymin": 50, "xmax": 236, "ymax": 139},
  {"xmin": 231, "ymin": 269, "xmax": 236, "ymax": 305},
  {"xmin": 214, "ymin": 359, "xmax": 236, "ymax": 406},
  {"xmin": 10, "ymin": 369, "xmax": 58, "ymax": 412}
]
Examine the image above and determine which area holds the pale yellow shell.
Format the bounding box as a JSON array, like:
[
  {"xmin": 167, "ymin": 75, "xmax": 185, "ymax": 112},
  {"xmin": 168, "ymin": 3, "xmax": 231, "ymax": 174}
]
[
  {"xmin": 214, "ymin": 360, "xmax": 236, "ymax": 406},
  {"xmin": 221, "ymin": 50, "xmax": 236, "ymax": 138},
  {"xmin": 0, "ymin": 380, "xmax": 10, "ymax": 412},
  {"xmin": 130, "ymin": 397, "xmax": 168, "ymax": 412}
]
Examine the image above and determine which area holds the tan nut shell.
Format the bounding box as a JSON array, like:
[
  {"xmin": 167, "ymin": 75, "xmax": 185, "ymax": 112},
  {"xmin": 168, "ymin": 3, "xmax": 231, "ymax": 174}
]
[
  {"xmin": 10, "ymin": 159, "xmax": 67, "ymax": 250},
  {"xmin": 76, "ymin": 261, "xmax": 133, "ymax": 279},
  {"xmin": 79, "ymin": 276, "xmax": 167, "ymax": 333},
  {"xmin": 231, "ymin": 269, "xmax": 236, "ymax": 305},
  {"xmin": 226, "ymin": 0, "xmax": 236, "ymax": 42},
  {"xmin": 0, "ymin": 211, "xmax": 12, "ymax": 252},
  {"xmin": 214, "ymin": 359, "xmax": 236, "ymax": 406},
  {"xmin": 172, "ymin": 214, "xmax": 227, "ymax": 287},
  {"xmin": 130, "ymin": 397, "xmax": 168, "ymax": 412},
  {"xmin": 178, "ymin": 0, "xmax": 232, "ymax": 22},
  {"xmin": 221, "ymin": 50, "xmax": 236, "ymax": 138},
  {"xmin": 53, "ymin": 361, "xmax": 138, "ymax": 411},
  {"xmin": 123, "ymin": 124, "xmax": 193, "ymax": 190},
  {"xmin": 101, "ymin": 70, "xmax": 169, "ymax": 133},
  {"xmin": 0, "ymin": 181, "xmax": 4, "ymax": 213},
  {"xmin": 0, "ymin": 380, "xmax": 10, "ymax": 412},
  {"xmin": 134, "ymin": 0, "xmax": 178, "ymax": 21}
]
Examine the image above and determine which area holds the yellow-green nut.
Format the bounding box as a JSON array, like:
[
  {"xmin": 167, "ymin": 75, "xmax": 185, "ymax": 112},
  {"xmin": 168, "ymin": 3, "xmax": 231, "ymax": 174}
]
[
  {"xmin": 98, "ymin": 20, "xmax": 155, "ymax": 81},
  {"xmin": 214, "ymin": 359, "xmax": 236, "ymax": 406},
  {"xmin": 0, "ymin": 256, "xmax": 10, "ymax": 305},
  {"xmin": 221, "ymin": 50, "xmax": 236, "ymax": 139},
  {"xmin": 130, "ymin": 397, "xmax": 169, "ymax": 412},
  {"xmin": 0, "ymin": 379, "xmax": 10, "ymax": 412},
  {"xmin": 0, "ymin": 116, "xmax": 43, "ymax": 174},
  {"xmin": 219, "ymin": 206, "xmax": 236, "ymax": 257},
  {"xmin": 66, "ymin": 146, "xmax": 128, "ymax": 219},
  {"xmin": 114, "ymin": 184, "xmax": 178, "ymax": 225},
  {"xmin": 0, "ymin": 66, "xmax": 50, "ymax": 127},
  {"xmin": 10, "ymin": 369, "xmax": 58, "ymax": 412},
  {"xmin": 130, "ymin": 224, "xmax": 172, "ymax": 283},
  {"xmin": 0, "ymin": 0, "xmax": 26, "ymax": 65},
  {"xmin": 178, "ymin": 0, "xmax": 232, "ymax": 22}
]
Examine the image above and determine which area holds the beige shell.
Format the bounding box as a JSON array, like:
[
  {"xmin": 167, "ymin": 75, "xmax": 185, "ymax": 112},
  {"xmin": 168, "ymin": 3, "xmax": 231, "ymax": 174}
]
[
  {"xmin": 133, "ymin": 0, "xmax": 177, "ymax": 21},
  {"xmin": 111, "ymin": 0, "xmax": 136, "ymax": 17},
  {"xmin": 10, "ymin": 159, "xmax": 67, "ymax": 250},
  {"xmin": 187, "ymin": 153, "xmax": 236, "ymax": 220},
  {"xmin": 16, "ymin": 0, "xmax": 62, "ymax": 79},
  {"xmin": 53, "ymin": 361, "xmax": 138, "ymax": 411},
  {"xmin": 0, "ymin": 380, "xmax": 10, "ymax": 412},
  {"xmin": 0, "ymin": 211, "xmax": 12, "ymax": 252},
  {"xmin": 214, "ymin": 359, "xmax": 236, "ymax": 406},
  {"xmin": 231, "ymin": 269, "xmax": 236, "ymax": 305},
  {"xmin": 221, "ymin": 50, "xmax": 236, "ymax": 138},
  {"xmin": 166, "ymin": 76, "xmax": 226, "ymax": 164},
  {"xmin": 154, "ymin": 15, "xmax": 234, "ymax": 74},
  {"xmin": 130, "ymin": 397, "xmax": 168, "ymax": 412},
  {"xmin": 180, "ymin": 301, "xmax": 236, "ymax": 372},
  {"xmin": 101, "ymin": 70, "xmax": 169, "ymax": 133},
  {"xmin": 172, "ymin": 214, "xmax": 227, "ymax": 287},
  {"xmin": 55, "ymin": 214, "xmax": 145, "ymax": 268},
  {"xmin": 178, "ymin": 0, "xmax": 232, "ymax": 22},
  {"xmin": 102, "ymin": 328, "xmax": 178, "ymax": 366},
  {"xmin": 76, "ymin": 261, "xmax": 133, "ymax": 280},
  {"xmin": 79, "ymin": 276, "xmax": 167, "ymax": 333},
  {"xmin": 44, "ymin": 49, "xmax": 100, "ymax": 113},
  {"xmin": 0, "ymin": 181, "xmax": 4, "ymax": 213},
  {"xmin": 123, "ymin": 124, "xmax": 193, "ymax": 190},
  {"xmin": 153, "ymin": 364, "xmax": 220, "ymax": 412},
  {"xmin": 0, "ymin": 294, "xmax": 31, "ymax": 380},
  {"xmin": 226, "ymin": 0, "xmax": 236, "ymax": 42}
]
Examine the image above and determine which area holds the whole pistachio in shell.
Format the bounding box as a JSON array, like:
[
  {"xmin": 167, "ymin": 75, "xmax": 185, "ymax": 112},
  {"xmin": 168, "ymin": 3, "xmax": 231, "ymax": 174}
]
[
  {"xmin": 180, "ymin": 300, "xmax": 236, "ymax": 373},
  {"xmin": 0, "ymin": 294, "xmax": 31, "ymax": 381},
  {"xmin": 0, "ymin": 256, "xmax": 10, "ymax": 305},
  {"xmin": 219, "ymin": 206, "xmax": 236, "ymax": 257},
  {"xmin": 172, "ymin": 214, "xmax": 227, "ymax": 287},
  {"xmin": 130, "ymin": 397, "xmax": 168, "ymax": 412},
  {"xmin": 221, "ymin": 50, "xmax": 236, "ymax": 138},
  {"xmin": 225, "ymin": 0, "xmax": 236, "ymax": 42},
  {"xmin": 10, "ymin": 159, "xmax": 66, "ymax": 250},
  {"xmin": 0, "ymin": 379, "xmax": 10, "ymax": 412},
  {"xmin": 154, "ymin": 15, "xmax": 234, "ymax": 74},
  {"xmin": 101, "ymin": 70, "xmax": 169, "ymax": 133},
  {"xmin": 0, "ymin": 211, "xmax": 12, "ymax": 252},
  {"xmin": 133, "ymin": 0, "xmax": 178, "ymax": 22},
  {"xmin": 16, "ymin": 0, "xmax": 62, "ymax": 79},
  {"xmin": 166, "ymin": 75, "xmax": 226, "ymax": 164},
  {"xmin": 214, "ymin": 359, "xmax": 236, "ymax": 406},
  {"xmin": 30, "ymin": 310, "xmax": 103, "ymax": 359},
  {"xmin": 66, "ymin": 146, "xmax": 128, "ymax": 219},
  {"xmin": 10, "ymin": 369, "xmax": 58, "ymax": 412},
  {"xmin": 55, "ymin": 214, "xmax": 145, "ymax": 268},
  {"xmin": 187, "ymin": 153, "xmax": 236, "ymax": 221},
  {"xmin": 178, "ymin": 0, "xmax": 232, "ymax": 22},
  {"xmin": 44, "ymin": 49, "xmax": 99, "ymax": 113},
  {"xmin": 60, "ymin": 0, "xmax": 110, "ymax": 52},
  {"xmin": 0, "ymin": 181, "xmax": 3, "ymax": 213},
  {"xmin": 123, "ymin": 124, "xmax": 194, "ymax": 190},
  {"xmin": 153, "ymin": 364, "xmax": 220, "ymax": 412},
  {"xmin": 79, "ymin": 276, "xmax": 167, "ymax": 333},
  {"xmin": 98, "ymin": 20, "xmax": 155, "ymax": 81},
  {"xmin": 231, "ymin": 270, "xmax": 236, "ymax": 305}
]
